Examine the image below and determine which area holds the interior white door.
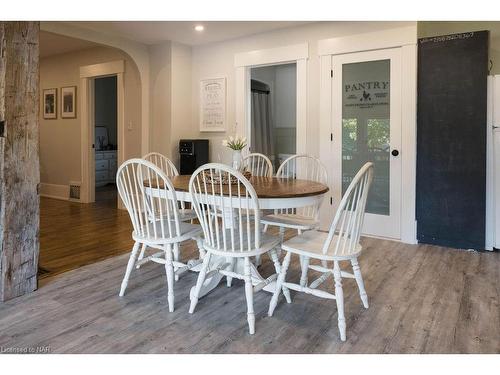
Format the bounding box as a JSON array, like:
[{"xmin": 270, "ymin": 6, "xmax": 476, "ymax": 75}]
[{"xmin": 331, "ymin": 48, "xmax": 402, "ymax": 239}]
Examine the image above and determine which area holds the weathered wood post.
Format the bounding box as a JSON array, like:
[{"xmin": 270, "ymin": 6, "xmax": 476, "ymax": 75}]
[{"xmin": 0, "ymin": 21, "xmax": 40, "ymax": 301}]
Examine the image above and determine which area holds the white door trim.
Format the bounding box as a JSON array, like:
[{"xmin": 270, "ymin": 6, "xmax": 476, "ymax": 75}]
[
  {"xmin": 486, "ymin": 75, "xmax": 500, "ymax": 250},
  {"xmin": 234, "ymin": 43, "xmax": 308, "ymax": 67},
  {"xmin": 235, "ymin": 43, "xmax": 308, "ymax": 155},
  {"xmin": 319, "ymin": 32, "xmax": 417, "ymax": 244},
  {"xmin": 80, "ymin": 60, "xmax": 125, "ymax": 204},
  {"xmin": 318, "ymin": 26, "xmax": 417, "ymax": 56}
]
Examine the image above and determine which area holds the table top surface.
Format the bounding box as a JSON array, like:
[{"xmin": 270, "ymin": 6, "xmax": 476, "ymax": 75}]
[{"xmin": 146, "ymin": 175, "xmax": 329, "ymax": 199}]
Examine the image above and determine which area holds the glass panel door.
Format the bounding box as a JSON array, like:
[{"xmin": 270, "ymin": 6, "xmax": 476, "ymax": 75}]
[
  {"xmin": 342, "ymin": 59, "xmax": 390, "ymax": 216},
  {"xmin": 332, "ymin": 49, "xmax": 401, "ymax": 239}
]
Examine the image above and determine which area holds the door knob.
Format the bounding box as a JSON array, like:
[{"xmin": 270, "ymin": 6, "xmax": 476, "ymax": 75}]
[{"xmin": 391, "ymin": 149, "xmax": 399, "ymax": 157}]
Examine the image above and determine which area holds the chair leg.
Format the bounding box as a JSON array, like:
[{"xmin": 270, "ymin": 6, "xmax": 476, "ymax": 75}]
[
  {"xmin": 277, "ymin": 227, "xmax": 285, "ymax": 257},
  {"xmin": 226, "ymin": 257, "xmax": 235, "ymax": 287},
  {"xmin": 119, "ymin": 242, "xmax": 141, "ymax": 296},
  {"xmin": 279, "ymin": 226, "xmax": 285, "ymax": 242},
  {"xmin": 244, "ymin": 257, "xmax": 255, "ymax": 335},
  {"xmin": 333, "ymin": 261, "xmax": 346, "ymax": 341},
  {"xmin": 189, "ymin": 252, "xmax": 211, "ymax": 313},
  {"xmin": 173, "ymin": 243, "xmax": 180, "ymax": 281},
  {"xmin": 300, "ymin": 256, "xmax": 310, "ymax": 287},
  {"xmin": 136, "ymin": 243, "xmax": 147, "ymax": 269},
  {"xmin": 351, "ymin": 257, "xmax": 368, "ymax": 308},
  {"xmin": 254, "ymin": 254, "xmax": 262, "ymax": 267},
  {"xmin": 195, "ymin": 237, "xmax": 206, "ymax": 258},
  {"xmin": 269, "ymin": 248, "xmax": 291, "ymax": 303},
  {"xmin": 165, "ymin": 245, "xmax": 175, "ymax": 312},
  {"xmin": 268, "ymin": 251, "xmax": 291, "ymax": 317}
]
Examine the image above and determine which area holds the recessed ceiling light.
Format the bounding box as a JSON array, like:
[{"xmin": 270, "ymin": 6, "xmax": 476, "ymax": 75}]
[{"xmin": 194, "ymin": 25, "xmax": 204, "ymax": 32}]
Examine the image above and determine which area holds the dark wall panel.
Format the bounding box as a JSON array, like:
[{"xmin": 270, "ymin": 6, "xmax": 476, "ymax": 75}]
[{"xmin": 417, "ymin": 31, "xmax": 488, "ymax": 249}]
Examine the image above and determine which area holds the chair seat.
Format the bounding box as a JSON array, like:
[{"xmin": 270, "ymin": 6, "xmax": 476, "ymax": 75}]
[
  {"xmin": 281, "ymin": 230, "xmax": 362, "ymax": 261},
  {"xmin": 261, "ymin": 213, "xmax": 319, "ymax": 230},
  {"xmin": 133, "ymin": 219, "xmax": 202, "ymax": 245},
  {"xmin": 202, "ymin": 229, "xmax": 280, "ymax": 257},
  {"xmin": 178, "ymin": 209, "xmax": 198, "ymax": 222}
]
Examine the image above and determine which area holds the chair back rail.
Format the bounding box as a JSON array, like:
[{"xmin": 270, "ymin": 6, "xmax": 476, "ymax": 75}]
[
  {"xmin": 117, "ymin": 158, "xmax": 181, "ymax": 241},
  {"xmin": 242, "ymin": 153, "xmax": 273, "ymax": 177},
  {"xmin": 322, "ymin": 162, "xmax": 374, "ymax": 257},
  {"xmin": 189, "ymin": 163, "xmax": 261, "ymax": 253},
  {"xmin": 275, "ymin": 154, "xmax": 328, "ymax": 218}
]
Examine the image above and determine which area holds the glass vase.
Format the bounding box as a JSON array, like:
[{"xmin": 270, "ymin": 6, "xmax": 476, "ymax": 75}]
[{"xmin": 232, "ymin": 149, "xmax": 242, "ymax": 171}]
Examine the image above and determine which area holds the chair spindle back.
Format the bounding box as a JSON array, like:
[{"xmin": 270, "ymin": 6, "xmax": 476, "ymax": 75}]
[
  {"xmin": 275, "ymin": 154, "xmax": 328, "ymax": 218},
  {"xmin": 143, "ymin": 152, "xmax": 179, "ymax": 177},
  {"xmin": 322, "ymin": 162, "xmax": 374, "ymax": 257},
  {"xmin": 189, "ymin": 163, "xmax": 261, "ymax": 254},
  {"xmin": 242, "ymin": 153, "xmax": 273, "ymax": 177},
  {"xmin": 117, "ymin": 158, "xmax": 181, "ymax": 241}
]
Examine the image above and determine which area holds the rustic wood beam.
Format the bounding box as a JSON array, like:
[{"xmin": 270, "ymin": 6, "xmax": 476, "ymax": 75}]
[{"xmin": 0, "ymin": 21, "xmax": 40, "ymax": 301}]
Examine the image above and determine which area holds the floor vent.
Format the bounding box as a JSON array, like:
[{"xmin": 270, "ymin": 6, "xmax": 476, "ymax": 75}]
[{"xmin": 69, "ymin": 181, "xmax": 81, "ymax": 201}]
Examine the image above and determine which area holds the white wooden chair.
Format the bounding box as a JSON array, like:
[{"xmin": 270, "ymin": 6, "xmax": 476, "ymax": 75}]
[
  {"xmin": 117, "ymin": 158, "xmax": 203, "ymax": 312},
  {"xmin": 261, "ymin": 154, "xmax": 328, "ymax": 236},
  {"xmin": 141, "ymin": 152, "xmax": 198, "ymax": 270},
  {"xmin": 268, "ymin": 162, "xmax": 374, "ymax": 341},
  {"xmin": 143, "ymin": 152, "xmax": 197, "ymax": 220},
  {"xmin": 188, "ymin": 163, "xmax": 286, "ymax": 334},
  {"xmin": 242, "ymin": 152, "xmax": 273, "ymax": 177},
  {"xmin": 257, "ymin": 154, "xmax": 328, "ymax": 268}
]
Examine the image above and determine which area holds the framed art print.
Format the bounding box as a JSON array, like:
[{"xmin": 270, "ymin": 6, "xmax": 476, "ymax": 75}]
[
  {"xmin": 43, "ymin": 88, "xmax": 57, "ymax": 119},
  {"xmin": 200, "ymin": 77, "xmax": 226, "ymax": 132},
  {"xmin": 61, "ymin": 86, "xmax": 77, "ymax": 118}
]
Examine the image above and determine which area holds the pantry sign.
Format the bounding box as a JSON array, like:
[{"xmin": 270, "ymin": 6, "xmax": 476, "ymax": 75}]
[{"xmin": 343, "ymin": 80, "xmax": 390, "ymax": 109}]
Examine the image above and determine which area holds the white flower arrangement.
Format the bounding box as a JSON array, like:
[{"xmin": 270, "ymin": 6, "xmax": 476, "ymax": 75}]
[{"xmin": 222, "ymin": 135, "xmax": 247, "ymax": 151}]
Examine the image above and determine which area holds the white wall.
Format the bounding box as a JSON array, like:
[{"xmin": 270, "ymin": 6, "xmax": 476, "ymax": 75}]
[
  {"xmin": 39, "ymin": 46, "xmax": 142, "ymax": 195},
  {"xmin": 188, "ymin": 21, "xmax": 415, "ymax": 163},
  {"xmin": 148, "ymin": 41, "xmax": 194, "ymax": 169},
  {"xmin": 149, "ymin": 41, "xmax": 172, "ymax": 158},
  {"xmin": 170, "ymin": 42, "xmax": 195, "ymax": 168}
]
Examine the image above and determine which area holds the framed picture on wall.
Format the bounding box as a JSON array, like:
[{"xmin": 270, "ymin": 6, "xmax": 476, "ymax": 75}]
[
  {"xmin": 200, "ymin": 77, "xmax": 226, "ymax": 132},
  {"xmin": 61, "ymin": 86, "xmax": 77, "ymax": 118},
  {"xmin": 42, "ymin": 88, "xmax": 57, "ymax": 119}
]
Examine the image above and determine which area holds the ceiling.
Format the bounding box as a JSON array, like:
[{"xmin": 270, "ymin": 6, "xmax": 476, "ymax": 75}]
[
  {"xmin": 40, "ymin": 31, "xmax": 100, "ymax": 58},
  {"xmin": 70, "ymin": 21, "xmax": 311, "ymax": 46}
]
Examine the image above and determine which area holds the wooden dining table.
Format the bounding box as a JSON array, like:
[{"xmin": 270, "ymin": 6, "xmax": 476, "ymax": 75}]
[
  {"xmin": 144, "ymin": 174, "xmax": 329, "ymax": 299},
  {"xmin": 164, "ymin": 174, "xmax": 329, "ymax": 209}
]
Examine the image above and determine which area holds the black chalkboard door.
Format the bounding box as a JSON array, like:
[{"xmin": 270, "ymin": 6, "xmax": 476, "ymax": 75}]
[{"xmin": 417, "ymin": 31, "xmax": 488, "ymax": 250}]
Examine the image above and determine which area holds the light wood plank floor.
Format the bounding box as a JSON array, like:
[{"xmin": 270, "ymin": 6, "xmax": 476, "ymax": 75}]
[{"xmin": 2, "ymin": 224, "xmax": 499, "ymax": 353}]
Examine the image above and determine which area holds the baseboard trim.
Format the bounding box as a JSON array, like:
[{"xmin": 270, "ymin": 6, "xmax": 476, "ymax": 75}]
[{"xmin": 40, "ymin": 183, "xmax": 69, "ymax": 201}]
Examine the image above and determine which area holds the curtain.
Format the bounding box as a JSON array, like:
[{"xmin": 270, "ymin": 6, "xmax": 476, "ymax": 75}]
[{"xmin": 251, "ymin": 90, "xmax": 274, "ymax": 158}]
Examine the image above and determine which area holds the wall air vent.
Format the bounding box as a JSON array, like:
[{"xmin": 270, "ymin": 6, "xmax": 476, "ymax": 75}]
[{"xmin": 69, "ymin": 181, "xmax": 81, "ymax": 201}]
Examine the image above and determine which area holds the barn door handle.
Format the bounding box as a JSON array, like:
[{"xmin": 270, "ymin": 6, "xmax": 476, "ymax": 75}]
[
  {"xmin": 0, "ymin": 120, "xmax": 4, "ymax": 138},
  {"xmin": 391, "ymin": 149, "xmax": 399, "ymax": 157}
]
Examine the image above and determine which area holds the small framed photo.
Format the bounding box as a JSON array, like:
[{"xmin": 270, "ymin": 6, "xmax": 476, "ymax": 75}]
[
  {"xmin": 61, "ymin": 86, "xmax": 77, "ymax": 118},
  {"xmin": 43, "ymin": 88, "xmax": 57, "ymax": 119}
]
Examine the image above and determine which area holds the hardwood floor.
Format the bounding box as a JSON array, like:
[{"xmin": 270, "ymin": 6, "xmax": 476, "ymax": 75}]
[
  {"xmin": 39, "ymin": 189, "xmax": 133, "ymax": 283},
  {"xmin": 3, "ymin": 209, "xmax": 499, "ymax": 353}
]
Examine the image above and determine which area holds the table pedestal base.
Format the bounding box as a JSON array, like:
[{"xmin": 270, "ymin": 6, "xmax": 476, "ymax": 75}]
[{"xmin": 189, "ymin": 256, "xmax": 277, "ymax": 301}]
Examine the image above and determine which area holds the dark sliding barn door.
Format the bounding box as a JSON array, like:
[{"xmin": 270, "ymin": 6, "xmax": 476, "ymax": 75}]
[{"xmin": 417, "ymin": 31, "xmax": 488, "ymax": 249}]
